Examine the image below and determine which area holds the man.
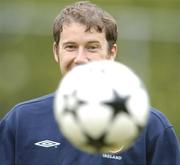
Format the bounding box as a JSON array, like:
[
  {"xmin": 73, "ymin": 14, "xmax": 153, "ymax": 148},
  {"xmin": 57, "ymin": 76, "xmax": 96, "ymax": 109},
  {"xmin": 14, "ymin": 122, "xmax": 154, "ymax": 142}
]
[{"xmin": 0, "ymin": 1, "xmax": 179, "ymax": 165}]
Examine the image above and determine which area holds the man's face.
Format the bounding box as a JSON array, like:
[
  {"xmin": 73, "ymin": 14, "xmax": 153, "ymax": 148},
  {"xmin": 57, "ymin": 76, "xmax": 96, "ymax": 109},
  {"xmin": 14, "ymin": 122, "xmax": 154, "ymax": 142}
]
[{"xmin": 53, "ymin": 22, "xmax": 117, "ymax": 75}]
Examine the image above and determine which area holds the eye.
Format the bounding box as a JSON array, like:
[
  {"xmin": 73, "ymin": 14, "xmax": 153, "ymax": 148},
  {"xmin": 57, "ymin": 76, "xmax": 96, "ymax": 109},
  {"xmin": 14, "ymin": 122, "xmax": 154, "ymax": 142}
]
[
  {"xmin": 87, "ymin": 44, "xmax": 100, "ymax": 52},
  {"xmin": 64, "ymin": 44, "xmax": 77, "ymax": 51}
]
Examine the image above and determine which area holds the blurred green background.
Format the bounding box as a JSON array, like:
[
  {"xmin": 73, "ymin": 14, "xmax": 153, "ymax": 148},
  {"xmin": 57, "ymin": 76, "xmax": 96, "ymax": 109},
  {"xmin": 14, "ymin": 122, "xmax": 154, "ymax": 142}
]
[{"xmin": 0, "ymin": 0, "xmax": 179, "ymax": 140}]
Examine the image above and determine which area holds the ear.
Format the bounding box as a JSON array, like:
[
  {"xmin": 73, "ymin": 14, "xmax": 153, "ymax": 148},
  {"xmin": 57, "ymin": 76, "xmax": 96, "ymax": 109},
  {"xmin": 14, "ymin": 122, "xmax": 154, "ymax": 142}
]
[
  {"xmin": 53, "ymin": 42, "xmax": 59, "ymax": 63},
  {"xmin": 109, "ymin": 44, "xmax": 117, "ymax": 60}
]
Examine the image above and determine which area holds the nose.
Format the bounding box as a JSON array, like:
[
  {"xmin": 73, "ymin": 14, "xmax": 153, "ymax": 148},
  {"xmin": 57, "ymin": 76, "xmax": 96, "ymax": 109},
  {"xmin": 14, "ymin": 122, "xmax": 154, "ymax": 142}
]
[{"xmin": 74, "ymin": 48, "xmax": 89, "ymax": 65}]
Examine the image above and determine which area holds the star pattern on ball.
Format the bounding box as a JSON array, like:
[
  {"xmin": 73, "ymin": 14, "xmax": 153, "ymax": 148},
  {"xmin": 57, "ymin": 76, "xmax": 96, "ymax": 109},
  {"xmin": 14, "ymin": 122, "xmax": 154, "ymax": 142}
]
[
  {"xmin": 83, "ymin": 131, "xmax": 119, "ymax": 153},
  {"xmin": 103, "ymin": 90, "xmax": 130, "ymax": 117},
  {"xmin": 84, "ymin": 132, "xmax": 107, "ymax": 151},
  {"xmin": 63, "ymin": 91, "xmax": 86, "ymax": 118}
]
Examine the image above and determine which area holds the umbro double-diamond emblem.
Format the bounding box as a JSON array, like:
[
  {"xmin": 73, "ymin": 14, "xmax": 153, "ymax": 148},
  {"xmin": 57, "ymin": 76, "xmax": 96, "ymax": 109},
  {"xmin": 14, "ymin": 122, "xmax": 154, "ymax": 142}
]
[{"xmin": 35, "ymin": 140, "xmax": 60, "ymax": 148}]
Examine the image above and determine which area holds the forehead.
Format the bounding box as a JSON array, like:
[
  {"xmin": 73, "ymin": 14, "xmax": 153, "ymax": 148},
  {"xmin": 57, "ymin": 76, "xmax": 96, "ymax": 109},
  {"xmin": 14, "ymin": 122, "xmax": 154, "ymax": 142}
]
[{"xmin": 60, "ymin": 22, "xmax": 106, "ymax": 43}]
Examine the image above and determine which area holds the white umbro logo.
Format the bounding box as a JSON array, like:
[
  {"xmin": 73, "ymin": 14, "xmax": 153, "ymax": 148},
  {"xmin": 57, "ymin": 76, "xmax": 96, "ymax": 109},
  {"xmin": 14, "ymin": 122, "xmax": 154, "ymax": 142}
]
[{"xmin": 35, "ymin": 140, "xmax": 60, "ymax": 148}]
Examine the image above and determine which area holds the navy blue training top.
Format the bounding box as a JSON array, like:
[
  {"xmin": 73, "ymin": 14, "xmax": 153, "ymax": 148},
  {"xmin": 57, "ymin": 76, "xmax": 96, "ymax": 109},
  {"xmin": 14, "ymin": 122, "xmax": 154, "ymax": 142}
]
[{"xmin": 0, "ymin": 93, "xmax": 179, "ymax": 165}]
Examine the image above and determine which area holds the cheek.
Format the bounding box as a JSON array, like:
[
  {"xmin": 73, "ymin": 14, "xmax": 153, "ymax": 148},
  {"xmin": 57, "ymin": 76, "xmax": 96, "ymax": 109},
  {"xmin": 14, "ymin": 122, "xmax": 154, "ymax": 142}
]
[
  {"xmin": 60, "ymin": 61, "xmax": 67, "ymax": 75},
  {"xmin": 95, "ymin": 52, "xmax": 110, "ymax": 60},
  {"xmin": 59, "ymin": 57, "xmax": 67, "ymax": 69},
  {"xmin": 59, "ymin": 55, "xmax": 74, "ymax": 73}
]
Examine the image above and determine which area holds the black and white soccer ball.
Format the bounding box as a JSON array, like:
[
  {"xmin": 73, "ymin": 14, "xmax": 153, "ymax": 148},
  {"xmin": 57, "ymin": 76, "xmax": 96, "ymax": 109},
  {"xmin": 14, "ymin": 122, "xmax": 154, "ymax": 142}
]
[{"xmin": 54, "ymin": 60, "xmax": 150, "ymax": 154}]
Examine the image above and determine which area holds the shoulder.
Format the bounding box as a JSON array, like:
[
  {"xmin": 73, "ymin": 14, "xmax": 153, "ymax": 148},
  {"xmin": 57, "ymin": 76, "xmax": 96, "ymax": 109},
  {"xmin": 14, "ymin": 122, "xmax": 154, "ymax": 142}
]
[
  {"xmin": 145, "ymin": 107, "xmax": 174, "ymax": 139},
  {"xmin": 14, "ymin": 93, "xmax": 54, "ymax": 109},
  {"xmin": 15, "ymin": 93, "xmax": 54, "ymax": 109},
  {"xmin": 149, "ymin": 107, "xmax": 172, "ymax": 128},
  {"xmin": 1, "ymin": 93, "xmax": 55, "ymax": 123},
  {"xmin": 143, "ymin": 108, "xmax": 180, "ymax": 164}
]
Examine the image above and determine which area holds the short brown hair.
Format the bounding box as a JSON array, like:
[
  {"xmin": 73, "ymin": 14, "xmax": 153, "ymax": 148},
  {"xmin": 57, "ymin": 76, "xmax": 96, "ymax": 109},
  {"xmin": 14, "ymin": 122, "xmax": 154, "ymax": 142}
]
[{"xmin": 53, "ymin": 1, "xmax": 118, "ymax": 50}]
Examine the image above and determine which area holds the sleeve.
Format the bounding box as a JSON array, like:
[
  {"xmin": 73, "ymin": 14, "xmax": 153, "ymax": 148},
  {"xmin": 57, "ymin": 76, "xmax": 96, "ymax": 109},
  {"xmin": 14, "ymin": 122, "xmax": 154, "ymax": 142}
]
[
  {"xmin": 0, "ymin": 116, "xmax": 15, "ymax": 165},
  {"xmin": 151, "ymin": 126, "xmax": 180, "ymax": 165}
]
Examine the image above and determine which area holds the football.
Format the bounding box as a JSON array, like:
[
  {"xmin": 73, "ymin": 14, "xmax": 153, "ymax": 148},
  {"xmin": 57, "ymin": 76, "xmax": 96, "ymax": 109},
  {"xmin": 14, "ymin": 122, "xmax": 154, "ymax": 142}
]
[{"xmin": 54, "ymin": 60, "xmax": 150, "ymax": 154}]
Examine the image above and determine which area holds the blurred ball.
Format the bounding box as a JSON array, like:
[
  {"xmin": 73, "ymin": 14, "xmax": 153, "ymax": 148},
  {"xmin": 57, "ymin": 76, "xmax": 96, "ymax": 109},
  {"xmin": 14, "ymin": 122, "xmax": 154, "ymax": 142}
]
[{"xmin": 54, "ymin": 60, "xmax": 150, "ymax": 154}]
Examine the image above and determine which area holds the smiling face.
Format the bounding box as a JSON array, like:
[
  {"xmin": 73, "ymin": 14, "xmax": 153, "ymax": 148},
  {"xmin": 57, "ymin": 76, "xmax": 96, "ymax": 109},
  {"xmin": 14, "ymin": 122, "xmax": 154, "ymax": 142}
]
[{"xmin": 53, "ymin": 22, "xmax": 117, "ymax": 75}]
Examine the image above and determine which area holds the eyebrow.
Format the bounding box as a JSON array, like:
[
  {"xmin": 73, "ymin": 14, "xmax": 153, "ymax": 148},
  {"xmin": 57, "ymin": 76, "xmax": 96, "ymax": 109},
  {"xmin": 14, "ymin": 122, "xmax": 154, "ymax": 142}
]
[
  {"xmin": 86, "ymin": 41, "xmax": 101, "ymax": 44},
  {"xmin": 62, "ymin": 40, "xmax": 101, "ymax": 46},
  {"xmin": 62, "ymin": 41, "xmax": 76, "ymax": 45}
]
